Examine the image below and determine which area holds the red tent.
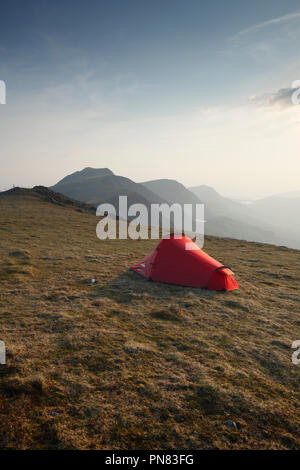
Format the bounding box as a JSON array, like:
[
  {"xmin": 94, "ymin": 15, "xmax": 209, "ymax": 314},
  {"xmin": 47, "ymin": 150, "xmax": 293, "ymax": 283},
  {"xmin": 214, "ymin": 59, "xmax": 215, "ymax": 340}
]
[{"xmin": 132, "ymin": 234, "xmax": 238, "ymax": 291}]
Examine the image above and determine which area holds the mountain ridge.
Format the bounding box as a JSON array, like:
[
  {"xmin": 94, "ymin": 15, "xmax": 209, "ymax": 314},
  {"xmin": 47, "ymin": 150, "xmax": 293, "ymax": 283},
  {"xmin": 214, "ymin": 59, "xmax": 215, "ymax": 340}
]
[
  {"xmin": 0, "ymin": 185, "xmax": 96, "ymax": 213},
  {"xmin": 34, "ymin": 167, "xmax": 299, "ymax": 250},
  {"xmin": 51, "ymin": 170, "xmax": 169, "ymax": 210}
]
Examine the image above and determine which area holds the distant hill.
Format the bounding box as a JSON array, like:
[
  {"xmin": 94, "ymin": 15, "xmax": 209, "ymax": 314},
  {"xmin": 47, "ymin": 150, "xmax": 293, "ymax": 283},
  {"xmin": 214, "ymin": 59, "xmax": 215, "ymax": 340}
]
[
  {"xmin": 56, "ymin": 167, "xmax": 113, "ymax": 185},
  {"xmin": 49, "ymin": 169, "xmax": 300, "ymax": 249},
  {"xmin": 143, "ymin": 181, "xmax": 289, "ymax": 247},
  {"xmin": 205, "ymin": 216, "xmax": 279, "ymax": 245},
  {"xmin": 141, "ymin": 178, "xmax": 212, "ymax": 231},
  {"xmin": 189, "ymin": 184, "xmax": 300, "ymax": 249},
  {"xmin": 272, "ymin": 190, "xmax": 300, "ymax": 199},
  {"xmin": 142, "ymin": 179, "xmax": 203, "ymax": 207},
  {"xmin": 251, "ymin": 195, "xmax": 300, "ymax": 239},
  {"xmin": 189, "ymin": 185, "xmax": 258, "ymax": 224},
  {"xmin": 51, "ymin": 168, "xmax": 168, "ymax": 210},
  {"xmin": 189, "ymin": 184, "xmax": 271, "ymax": 231}
]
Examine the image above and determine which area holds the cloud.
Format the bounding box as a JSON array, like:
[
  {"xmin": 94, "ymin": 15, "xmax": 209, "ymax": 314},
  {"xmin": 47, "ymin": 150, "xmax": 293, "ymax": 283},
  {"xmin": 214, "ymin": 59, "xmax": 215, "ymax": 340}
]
[
  {"xmin": 232, "ymin": 11, "xmax": 300, "ymax": 40},
  {"xmin": 250, "ymin": 86, "xmax": 300, "ymax": 109}
]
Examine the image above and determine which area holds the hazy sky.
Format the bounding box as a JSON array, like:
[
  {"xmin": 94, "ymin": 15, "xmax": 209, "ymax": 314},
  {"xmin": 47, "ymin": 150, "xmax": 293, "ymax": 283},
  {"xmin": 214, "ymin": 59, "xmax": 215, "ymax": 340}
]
[{"xmin": 0, "ymin": 0, "xmax": 299, "ymax": 199}]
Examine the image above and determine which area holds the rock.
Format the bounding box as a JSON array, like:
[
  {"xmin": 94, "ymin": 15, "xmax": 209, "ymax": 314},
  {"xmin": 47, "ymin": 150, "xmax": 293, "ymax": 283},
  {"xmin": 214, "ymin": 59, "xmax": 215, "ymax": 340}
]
[{"xmin": 224, "ymin": 420, "xmax": 238, "ymax": 431}]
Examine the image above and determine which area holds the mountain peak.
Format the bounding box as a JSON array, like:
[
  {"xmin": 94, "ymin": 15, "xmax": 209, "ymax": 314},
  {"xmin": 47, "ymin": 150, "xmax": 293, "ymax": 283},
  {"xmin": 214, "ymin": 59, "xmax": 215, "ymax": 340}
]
[
  {"xmin": 56, "ymin": 167, "xmax": 114, "ymax": 185},
  {"xmin": 141, "ymin": 179, "xmax": 208, "ymax": 217}
]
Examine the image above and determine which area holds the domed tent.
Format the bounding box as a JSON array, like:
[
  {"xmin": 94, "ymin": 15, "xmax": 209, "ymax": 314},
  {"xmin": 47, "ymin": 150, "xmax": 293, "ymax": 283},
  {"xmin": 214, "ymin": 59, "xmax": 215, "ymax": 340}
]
[{"xmin": 132, "ymin": 234, "xmax": 238, "ymax": 291}]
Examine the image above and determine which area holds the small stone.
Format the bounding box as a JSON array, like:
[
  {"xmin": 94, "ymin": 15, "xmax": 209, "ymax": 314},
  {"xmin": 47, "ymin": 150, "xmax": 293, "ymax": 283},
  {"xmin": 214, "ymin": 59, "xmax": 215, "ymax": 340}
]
[{"xmin": 224, "ymin": 420, "xmax": 238, "ymax": 430}]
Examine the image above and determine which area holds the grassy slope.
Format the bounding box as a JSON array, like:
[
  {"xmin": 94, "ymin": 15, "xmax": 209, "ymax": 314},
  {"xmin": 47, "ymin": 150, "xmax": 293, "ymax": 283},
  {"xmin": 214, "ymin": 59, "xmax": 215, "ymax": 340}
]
[{"xmin": 0, "ymin": 193, "xmax": 300, "ymax": 449}]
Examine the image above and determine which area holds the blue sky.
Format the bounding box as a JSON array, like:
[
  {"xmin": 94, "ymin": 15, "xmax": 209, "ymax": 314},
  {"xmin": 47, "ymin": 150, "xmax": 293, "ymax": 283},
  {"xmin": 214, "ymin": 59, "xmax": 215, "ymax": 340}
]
[{"xmin": 0, "ymin": 0, "xmax": 300, "ymax": 198}]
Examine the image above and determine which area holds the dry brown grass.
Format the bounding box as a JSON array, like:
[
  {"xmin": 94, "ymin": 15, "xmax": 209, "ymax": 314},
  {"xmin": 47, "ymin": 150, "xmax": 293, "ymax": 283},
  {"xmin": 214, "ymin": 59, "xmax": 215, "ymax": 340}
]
[{"xmin": 0, "ymin": 192, "xmax": 300, "ymax": 449}]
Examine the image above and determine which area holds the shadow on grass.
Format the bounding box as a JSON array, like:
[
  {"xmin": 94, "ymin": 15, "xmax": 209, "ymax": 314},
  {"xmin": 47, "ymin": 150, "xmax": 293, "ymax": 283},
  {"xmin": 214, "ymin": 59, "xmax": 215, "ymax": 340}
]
[{"xmin": 93, "ymin": 269, "xmax": 221, "ymax": 303}]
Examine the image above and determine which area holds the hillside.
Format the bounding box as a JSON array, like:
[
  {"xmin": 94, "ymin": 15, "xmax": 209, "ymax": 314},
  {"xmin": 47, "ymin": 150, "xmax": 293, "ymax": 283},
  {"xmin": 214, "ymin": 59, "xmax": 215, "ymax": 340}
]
[
  {"xmin": 188, "ymin": 185, "xmax": 283, "ymax": 244},
  {"xmin": 51, "ymin": 168, "xmax": 168, "ymax": 209},
  {"xmin": 0, "ymin": 186, "xmax": 96, "ymax": 213},
  {"xmin": 189, "ymin": 185, "xmax": 255, "ymax": 223},
  {"xmin": 142, "ymin": 179, "xmax": 204, "ymax": 208},
  {"xmin": 252, "ymin": 195, "xmax": 300, "ymax": 238},
  {"xmin": 205, "ymin": 216, "xmax": 280, "ymax": 245},
  {"xmin": 0, "ymin": 190, "xmax": 300, "ymax": 449},
  {"xmin": 190, "ymin": 185, "xmax": 300, "ymax": 250},
  {"xmin": 50, "ymin": 169, "xmax": 300, "ymax": 249},
  {"xmin": 142, "ymin": 180, "xmax": 291, "ymax": 247}
]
